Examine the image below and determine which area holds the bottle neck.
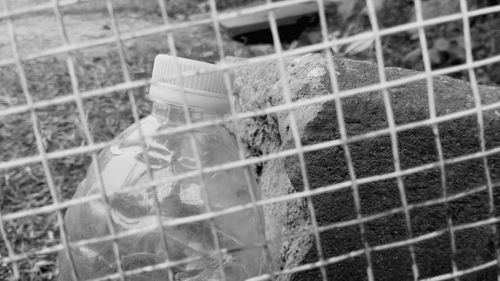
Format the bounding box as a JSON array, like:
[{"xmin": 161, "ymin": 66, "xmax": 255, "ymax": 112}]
[{"xmin": 151, "ymin": 99, "xmax": 222, "ymax": 125}]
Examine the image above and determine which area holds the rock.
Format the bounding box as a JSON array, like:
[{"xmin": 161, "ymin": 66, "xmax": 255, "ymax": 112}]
[{"xmin": 233, "ymin": 53, "xmax": 500, "ymax": 281}]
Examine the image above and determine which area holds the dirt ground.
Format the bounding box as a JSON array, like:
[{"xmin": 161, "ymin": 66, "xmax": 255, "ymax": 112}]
[
  {"xmin": 0, "ymin": 0, "xmax": 261, "ymax": 62},
  {"xmin": 0, "ymin": 6, "xmax": 161, "ymax": 61}
]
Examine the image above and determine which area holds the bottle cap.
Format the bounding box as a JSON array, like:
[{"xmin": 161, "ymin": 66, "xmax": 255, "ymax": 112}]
[{"xmin": 149, "ymin": 54, "xmax": 231, "ymax": 113}]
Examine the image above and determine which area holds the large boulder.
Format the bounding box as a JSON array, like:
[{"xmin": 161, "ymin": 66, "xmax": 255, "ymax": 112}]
[{"xmin": 233, "ymin": 53, "xmax": 500, "ymax": 281}]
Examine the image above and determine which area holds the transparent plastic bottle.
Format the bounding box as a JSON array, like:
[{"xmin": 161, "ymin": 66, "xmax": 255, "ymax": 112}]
[{"xmin": 58, "ymin": 55, "xmax": 266, "ymax": 281}]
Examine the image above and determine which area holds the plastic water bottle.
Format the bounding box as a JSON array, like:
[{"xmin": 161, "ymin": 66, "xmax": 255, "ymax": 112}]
[{"xmin": 58, "ymin": 55, "xmax": 266, "ymax": 281}]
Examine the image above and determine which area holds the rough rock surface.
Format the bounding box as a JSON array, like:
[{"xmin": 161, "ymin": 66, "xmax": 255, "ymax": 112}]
[{"xmin": 233, "ymin": 53, "xmax": 500, "ymax": 281}]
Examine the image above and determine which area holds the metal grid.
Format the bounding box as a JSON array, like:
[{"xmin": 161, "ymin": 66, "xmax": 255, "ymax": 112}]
[{"xmin": 0, "ymin": 0, "xmax": 500, "ymax": 280}]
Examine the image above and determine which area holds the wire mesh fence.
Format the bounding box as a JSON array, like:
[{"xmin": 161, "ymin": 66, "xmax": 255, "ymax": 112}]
[{"xmin": 1, "ymin": 0, "xmax": 500, "ymax": 280}]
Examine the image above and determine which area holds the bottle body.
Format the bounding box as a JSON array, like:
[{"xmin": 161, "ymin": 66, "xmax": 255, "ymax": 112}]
[{"xmin": 58, "ymin": 103, "xmax": 265, "ymax": 280}]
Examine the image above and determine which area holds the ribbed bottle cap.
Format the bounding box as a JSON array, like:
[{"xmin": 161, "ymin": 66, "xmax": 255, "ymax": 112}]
[{"xmin": 149, "ymin": 54, "xmax": 231, "ymax": 113}]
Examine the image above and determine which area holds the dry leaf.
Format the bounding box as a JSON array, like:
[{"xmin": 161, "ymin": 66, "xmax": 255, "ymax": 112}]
[
  {"xmin": 429, "ymin": 48, "xmax": 441, "ymax": 64},
  {"xmin": 337, "ymin": 0, "xmax": 358, "ymax": 21},
  {"xmin": 343, "ymin": 36, "xmax": 375, "ymax": 55},
  {"xmin": 433, "ymin": 37, "xmax": 450, "ymax": 51},
  {"xmin": 371, "ymin": 0, "xmax": 386, "ymax": 13},
  {"xmin": 411, "ymin": 0, "xmax": 460, "ymax": 20},
  {"xmin": 403, "ymin": 47, "xmax": 422, "ymax": 63}
]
